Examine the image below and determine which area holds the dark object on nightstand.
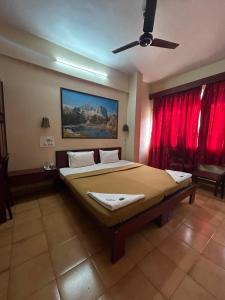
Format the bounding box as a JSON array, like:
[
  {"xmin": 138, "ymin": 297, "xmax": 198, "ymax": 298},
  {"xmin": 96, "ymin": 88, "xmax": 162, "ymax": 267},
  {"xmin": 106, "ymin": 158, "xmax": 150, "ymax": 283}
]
[{"xmin": 192, "ymin": 169, "xmax": 225, "ymax": 198}]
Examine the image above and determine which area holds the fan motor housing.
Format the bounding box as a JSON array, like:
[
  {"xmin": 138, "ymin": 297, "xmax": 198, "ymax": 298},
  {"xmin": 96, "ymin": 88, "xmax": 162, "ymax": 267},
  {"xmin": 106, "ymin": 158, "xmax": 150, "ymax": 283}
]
[{"xmin": 139, "ymin": 33, "xmax": 153, "ymax": 47}]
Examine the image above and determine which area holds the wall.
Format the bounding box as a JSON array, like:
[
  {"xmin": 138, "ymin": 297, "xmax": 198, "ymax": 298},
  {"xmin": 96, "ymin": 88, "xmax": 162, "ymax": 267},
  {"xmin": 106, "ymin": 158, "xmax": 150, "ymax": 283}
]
[
  {"xmin": 149, "ymin": 58, "xmax": 225, "ymax": 94},
  {"xmin": 0, "ymin": 55, "xmax": 128, "ymax": 171},
  {"xmin": 125, "ymin": 73, "xmax": 138, "ymax": 161},
  {"xmin": 0, "ymin": 23, "xmax": 129, "ymax": 93},
  {"xmin": 139, "ymin": 82, "xmax": 152, "ymax": 164},
  {"xmin": 126, "ymin": 72, "xmax": 152, "ymax": 163}
]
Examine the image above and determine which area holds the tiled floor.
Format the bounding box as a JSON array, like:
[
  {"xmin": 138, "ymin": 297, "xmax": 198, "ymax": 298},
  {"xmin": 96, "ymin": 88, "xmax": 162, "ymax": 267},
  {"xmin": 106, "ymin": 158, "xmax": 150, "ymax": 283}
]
[{"xmin": 1, "ymin": 187, "xmax": 225, "ymax": 299}]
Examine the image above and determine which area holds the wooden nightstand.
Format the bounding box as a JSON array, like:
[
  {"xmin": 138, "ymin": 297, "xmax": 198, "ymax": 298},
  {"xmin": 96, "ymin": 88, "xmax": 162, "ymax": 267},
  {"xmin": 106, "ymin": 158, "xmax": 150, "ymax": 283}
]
[{"xmin": 9, "ymin": 168, "xmax": 59, "ymax": 187}]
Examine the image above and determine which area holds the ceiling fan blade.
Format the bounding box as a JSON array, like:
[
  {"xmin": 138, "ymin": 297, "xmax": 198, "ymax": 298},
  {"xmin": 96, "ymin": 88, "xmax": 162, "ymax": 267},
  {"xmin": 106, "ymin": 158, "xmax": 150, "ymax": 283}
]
[
  {"xmin": 151, "ymin": 38, "xmax": 179, "ymax": 49},
  {"xmin": 143, "ymin": 0, "xmax": 157, "ymax": 33},
  {"xmin": 112, "ymin": 41, "xmax": 139, "ymax": 54}
]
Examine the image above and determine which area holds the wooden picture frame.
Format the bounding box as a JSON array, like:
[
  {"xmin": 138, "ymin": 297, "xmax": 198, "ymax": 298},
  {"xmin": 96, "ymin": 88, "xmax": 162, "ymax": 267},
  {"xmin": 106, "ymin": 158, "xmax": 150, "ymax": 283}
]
[{"xmin": 60, "ymin": 88, "xmax": 118, "ymax": 139}]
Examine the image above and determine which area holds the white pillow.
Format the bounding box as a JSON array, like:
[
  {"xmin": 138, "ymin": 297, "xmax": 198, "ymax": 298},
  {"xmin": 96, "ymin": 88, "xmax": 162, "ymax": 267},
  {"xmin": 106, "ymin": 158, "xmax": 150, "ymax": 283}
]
[
  {"xmin": 100, "ymin": 149, "xmax": 119, "ymax": 164},
  {"xmin": 67, "ymin": 151, "xmax": 95, "ymax": 168}
]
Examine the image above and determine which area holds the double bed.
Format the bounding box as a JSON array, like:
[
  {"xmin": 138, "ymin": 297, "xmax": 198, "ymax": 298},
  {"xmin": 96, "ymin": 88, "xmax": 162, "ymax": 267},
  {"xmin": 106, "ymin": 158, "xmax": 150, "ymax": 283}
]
[{"xmin": 56, "ymin": 147, "xmax": 196, "ymax": 263}]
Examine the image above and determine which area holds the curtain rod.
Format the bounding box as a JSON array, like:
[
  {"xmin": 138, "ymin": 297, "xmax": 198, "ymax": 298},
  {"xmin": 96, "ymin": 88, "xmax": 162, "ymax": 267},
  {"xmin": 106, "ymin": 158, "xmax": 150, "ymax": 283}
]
[{"xmin": 149, "ymin": 71, "xmax": 225, "ymax": 100}]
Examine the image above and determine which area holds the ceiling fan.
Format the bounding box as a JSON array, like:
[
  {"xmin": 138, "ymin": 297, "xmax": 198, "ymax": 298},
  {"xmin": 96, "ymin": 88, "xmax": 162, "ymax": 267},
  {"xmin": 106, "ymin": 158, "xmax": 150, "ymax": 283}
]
[{"xmin": 112, "ymin": 0, "xmax": 179, "ymax": 54}]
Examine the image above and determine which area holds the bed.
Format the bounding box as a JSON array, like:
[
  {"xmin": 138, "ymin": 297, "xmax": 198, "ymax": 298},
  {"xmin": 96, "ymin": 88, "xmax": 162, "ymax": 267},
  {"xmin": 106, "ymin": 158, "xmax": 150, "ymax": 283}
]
[{"xmin": 56, "ymin": 147, "xmax": 196, "ymax": 263}]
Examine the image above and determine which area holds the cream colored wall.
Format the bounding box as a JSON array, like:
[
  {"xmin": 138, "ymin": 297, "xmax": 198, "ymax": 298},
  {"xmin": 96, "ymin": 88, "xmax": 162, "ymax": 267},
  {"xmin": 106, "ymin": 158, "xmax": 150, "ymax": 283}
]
[
  {"xmin": 139, "ymin": 83, "xmax": 152, "ymax": 165},
  {"xmin": 0, "ymin": 55, "xmax": 128, "ymax": 171},
  {"xmin": 125, "ymin": 73, "xmax": 138, "ymax": 161},
  {"xmin": 126, "ymin": 72, "xmax": 152, "ymax": 164},
  {"xmin": 149, "ymin": 58, "xmax": 225, "ymax": 94},
  {"xmin": 0, "ymin": 23, "xmax": 129, "ymax": 93}
]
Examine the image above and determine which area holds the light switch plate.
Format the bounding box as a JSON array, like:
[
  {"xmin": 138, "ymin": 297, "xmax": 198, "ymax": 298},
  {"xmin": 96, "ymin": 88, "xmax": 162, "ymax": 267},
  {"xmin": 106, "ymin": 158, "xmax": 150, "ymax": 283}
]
[{"xmin": 40, "ymin": 136, "xmax": 55, "ymax": 147}]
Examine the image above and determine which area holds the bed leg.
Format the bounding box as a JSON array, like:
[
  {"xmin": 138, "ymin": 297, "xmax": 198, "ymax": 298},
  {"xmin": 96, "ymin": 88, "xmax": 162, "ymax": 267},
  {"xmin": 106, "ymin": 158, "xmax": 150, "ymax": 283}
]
[
  {"xmin": 189, "ymin": 189, "xmax": 196, "ymax": 204},
  {"xmin": 157, "ymin": 210, "xmax": 171, "ymax": 227},
  {"xmin": 111, "ymin": 229, "xmax": 125, "ymax": 263}
]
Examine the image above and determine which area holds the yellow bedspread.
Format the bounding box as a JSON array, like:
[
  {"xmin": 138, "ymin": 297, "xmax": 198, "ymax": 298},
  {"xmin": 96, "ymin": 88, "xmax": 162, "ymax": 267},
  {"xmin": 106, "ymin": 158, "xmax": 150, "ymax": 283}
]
[{"xmin": 64, "ymin": 163, "xmax": 191, "ymax": 227}]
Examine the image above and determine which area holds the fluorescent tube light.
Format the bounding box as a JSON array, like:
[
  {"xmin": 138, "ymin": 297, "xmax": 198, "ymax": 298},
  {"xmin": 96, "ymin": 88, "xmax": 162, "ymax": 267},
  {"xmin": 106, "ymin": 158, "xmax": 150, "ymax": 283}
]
[{"xmin": 56, "ymin": 58, "xmax": 108, "ymax": 77}]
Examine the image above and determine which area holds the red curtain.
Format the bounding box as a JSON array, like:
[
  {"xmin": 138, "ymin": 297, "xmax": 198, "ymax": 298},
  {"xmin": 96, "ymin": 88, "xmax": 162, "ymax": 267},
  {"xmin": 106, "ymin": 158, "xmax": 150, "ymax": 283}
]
[
  {"xmin": 149, "ymin": 87, "xmax": 201, "ymax": 170},
  {"xmin": 198, "ymin": 81, "xmax": 225, "ymax": 165}
]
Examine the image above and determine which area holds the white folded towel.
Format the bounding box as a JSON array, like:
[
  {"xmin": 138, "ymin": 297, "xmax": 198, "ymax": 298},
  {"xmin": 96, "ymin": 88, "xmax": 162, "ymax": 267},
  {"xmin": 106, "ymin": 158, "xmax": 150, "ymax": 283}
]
[
  {"xmin": 166, "ymin": 169, "xmax": 192, "ymax": 183},
  {"xmin": 87, "ymin": 192, "xmax": 145, "ymax": 211}
]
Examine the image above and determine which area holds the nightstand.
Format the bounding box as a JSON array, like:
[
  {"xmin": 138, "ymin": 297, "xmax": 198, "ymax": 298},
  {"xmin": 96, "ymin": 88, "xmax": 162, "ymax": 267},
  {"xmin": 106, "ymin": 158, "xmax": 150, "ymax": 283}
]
[{"xmin": 9, "ymin": 167, "xmax": 59, "ymax": 187}]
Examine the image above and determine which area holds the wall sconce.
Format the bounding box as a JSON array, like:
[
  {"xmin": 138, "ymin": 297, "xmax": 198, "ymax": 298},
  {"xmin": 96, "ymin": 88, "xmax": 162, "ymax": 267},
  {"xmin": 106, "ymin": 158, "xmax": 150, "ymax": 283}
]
[
  {"xmin": 122, "ymin": 124, "xmax": 129, "ymax": 133},
  {"xmin": 41, "ymin": 117, "xmax": 50, "ymax": 128}
]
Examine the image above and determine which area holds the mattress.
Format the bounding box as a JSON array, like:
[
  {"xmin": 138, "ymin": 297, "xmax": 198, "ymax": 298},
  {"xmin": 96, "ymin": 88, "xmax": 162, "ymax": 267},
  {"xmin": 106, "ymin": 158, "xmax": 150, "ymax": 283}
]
[{"xmin": 62, "ymin": 163, "xmax": 191, "ymax": 227}]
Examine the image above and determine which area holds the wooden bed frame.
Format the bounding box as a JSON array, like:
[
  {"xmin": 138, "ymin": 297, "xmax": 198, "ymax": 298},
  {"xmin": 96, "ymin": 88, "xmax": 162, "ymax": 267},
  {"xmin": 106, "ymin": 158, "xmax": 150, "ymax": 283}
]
[{"xmin": 56, "ymin": 147, "xmax": 196, "ymax": 263}]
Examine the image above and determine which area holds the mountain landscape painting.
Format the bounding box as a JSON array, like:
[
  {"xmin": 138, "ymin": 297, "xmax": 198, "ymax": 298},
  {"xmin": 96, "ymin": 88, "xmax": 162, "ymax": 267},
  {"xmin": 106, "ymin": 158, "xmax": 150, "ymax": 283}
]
[{"xmin": 61, "ymin": 88, "xmax": 118, "ymax": 138}]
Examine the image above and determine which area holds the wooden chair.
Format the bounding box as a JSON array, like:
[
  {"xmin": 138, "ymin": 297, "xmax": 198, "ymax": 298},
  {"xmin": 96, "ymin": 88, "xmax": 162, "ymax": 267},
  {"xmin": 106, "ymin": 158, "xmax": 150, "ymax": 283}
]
[{"xmin": 0, "ymin": 155, "xmax": 13, "ymax": 220}]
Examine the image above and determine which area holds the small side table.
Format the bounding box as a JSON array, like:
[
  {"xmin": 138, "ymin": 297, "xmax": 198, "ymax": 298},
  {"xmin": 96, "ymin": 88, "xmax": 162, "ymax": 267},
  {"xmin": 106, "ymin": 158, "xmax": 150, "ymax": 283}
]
[
  {"xmin": 192, "ymin": 170, "xmax": 225, "ymax": 198},
  {"xmin": 9, "ymin": 167, "xmax": 59, "ymax": 188}
]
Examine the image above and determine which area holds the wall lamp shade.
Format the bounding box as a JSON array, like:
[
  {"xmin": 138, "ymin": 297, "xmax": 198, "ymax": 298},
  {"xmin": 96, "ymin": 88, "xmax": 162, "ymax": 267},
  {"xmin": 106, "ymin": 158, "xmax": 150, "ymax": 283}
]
[
  {"xmin": 41, "ymin": 117, "xmax": 50, "ymax": 128},
  {"xmin": 122, "ymin": 124, "xmax": 129, "ymax": 132}
]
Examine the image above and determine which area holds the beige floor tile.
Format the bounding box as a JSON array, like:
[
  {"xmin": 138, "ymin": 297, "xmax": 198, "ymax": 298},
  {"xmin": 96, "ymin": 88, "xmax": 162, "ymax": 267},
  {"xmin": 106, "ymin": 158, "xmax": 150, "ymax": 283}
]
[
  {"xmin": 171, "ymin": 276, "xmax": 215, "ymax": 300},
  {"xmin": 42, "ymin": 211, "xmax": 76, "ymax": 231},
  {"xmin": 108, "ymin": 267, "xmax": 163, "ymax": 300},
  {"xmin": 57, "ymin": 259, "xmax": 104, "ymax": 300},
  {"xmin": 91, "ymin": 250, "xmax": 134, "ymax": 289},
  {"xmin": 203, "ymin": 239, "xmax": 225, "ymax": 270},
  {"xmin": 0, "ymin": 291, "xmax": 7, "ymax": 300},
  {"xmin": 14, "ymin": 207, "xmax": 41, "ymax": 225},
  {"xmin": 192, "ymin": 205, "xmax": 215, "ymax": 221},
  {"xmin": 39, "ymin": 194, "xmax": 66, "ymax": 216},
  {"xmin": 173, "ymin": 224, "xmax": 210, "ymax": 252},
  {"xmin": 78, "ymin": 228, "xmax": 108, "ymax": 256},
  {"xmin": 220, "ymin": 219, "xmax": 225, "ymax": 230},
  {"xmin": 0, "ymin": 220, "xmax": 14, "ymax": 232},
  {"xmin": 11, "ymin": 233, "xmax": 48, "ymax": 267},
  {"xmin": 51, "ymin": 236, "xmax": 89, "ymax": 276},
  {"xmin": 13, "ymin": 218, "xmax": 44, "ymax": 243},
  {"xmin": 183, "ymin": 214, "xmax": 216, "ymax": 238},
  {"xmin": 158, "ymin": 236, "xmax": 199, "ymax": 272},
  {"xmin": 204, "ymin": 209, "xmax": 225, "ymax": 227},
  {"xmin": 14, "ymin": 199, "xmax": 39, "ymax": 214},
  {"xmin": 212, "ymin": 228, "xmax": 225, "ymax": 246},
  {"xmin": 0, "ymin": 271, "xmax": 9, "ymax": 300},
  {"xmin": 190, "ymin": 256, "xmax": 225, "ymax": 299},
  {"xmin": 0, "ymin": 245, "xmax": 11, "ymax": 273},
  {"xmin": 45, "ymin": 224, "xmax": 77, "ymax": 248},
  {"xmin": 141, "ymin": 223, "xmax": 170, "ymax": 246},
  {"xmin": 138, "ymin": 249, "xmax": 185, "ymax": 299},
  {"xmin": 173, "ymin": 202, "xmax": 194, "ymax": 221},
  {"xmin": 8, "ymin": 253, "xmax": 55, "ymax": 300},
  {"xmin": 26, "ymin": 281, "xmax": 60, "ymax": 300},
  {"xmin": 125, "ymin": 233, "xmax": 154, "ymax": 263},
  {"xmin": 163, "ymin": 218, "xmax": 183, "ymax": 233},
  {"xmin": 43, "ymin": 212, "xmax": 77, "ymax": 247},
  {"xmin": 4, "ymin": 189, "xmax": 225, "ymax": 300},
  {"xmin": 0, "ymin": 228, "xmax": 12, "ymax": 248}
]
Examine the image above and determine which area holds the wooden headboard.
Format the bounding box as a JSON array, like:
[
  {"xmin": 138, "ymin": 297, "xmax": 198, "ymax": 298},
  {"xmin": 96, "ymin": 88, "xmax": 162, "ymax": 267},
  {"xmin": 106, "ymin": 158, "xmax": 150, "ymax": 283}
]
[{"xmin": 55, "ymin": 147, "xmax": 122, "ymax": 168}]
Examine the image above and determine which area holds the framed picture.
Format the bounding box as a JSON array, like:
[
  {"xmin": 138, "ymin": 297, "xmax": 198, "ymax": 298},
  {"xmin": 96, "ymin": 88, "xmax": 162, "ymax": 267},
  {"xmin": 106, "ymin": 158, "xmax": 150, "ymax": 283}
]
[{"xmin": 60, "ymin": 88, "xmax": 118, "ymax": 139}]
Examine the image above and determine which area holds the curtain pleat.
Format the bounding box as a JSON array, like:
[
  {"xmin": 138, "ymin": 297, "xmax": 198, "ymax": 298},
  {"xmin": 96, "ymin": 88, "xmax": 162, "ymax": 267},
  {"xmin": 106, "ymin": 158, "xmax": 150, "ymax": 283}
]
[
  {"xmin": 198, "ymin": 81, "xmax": 225, "ymax": 165},
  {"xmin": 149, "ymin": 87, "xmax": 201, "ymax": 170}
]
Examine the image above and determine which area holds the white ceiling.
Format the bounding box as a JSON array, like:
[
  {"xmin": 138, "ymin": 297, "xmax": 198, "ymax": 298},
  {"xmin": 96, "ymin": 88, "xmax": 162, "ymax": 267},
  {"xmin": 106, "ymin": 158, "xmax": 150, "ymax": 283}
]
[{"xmin": 0, "ymin": 0, "xmax": 225, "ymax": 82}]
